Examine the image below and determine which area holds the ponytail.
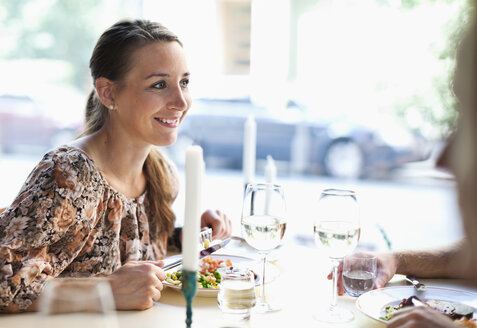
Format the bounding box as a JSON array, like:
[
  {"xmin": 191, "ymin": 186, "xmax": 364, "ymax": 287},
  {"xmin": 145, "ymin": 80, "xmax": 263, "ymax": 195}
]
[
  {"xmin": 78, "ymin": 90, "xmax": 109, "ymax": 137},
  {"xmin": 144, "ymin": 147, "xmax": 177, "ymax": 239}
]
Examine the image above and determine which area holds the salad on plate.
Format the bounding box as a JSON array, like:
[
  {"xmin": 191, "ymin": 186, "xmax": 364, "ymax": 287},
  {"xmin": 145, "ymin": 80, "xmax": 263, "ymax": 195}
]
[{"xmin": 165, "ymin": 256, "xmax": 233, "ymax": 289}]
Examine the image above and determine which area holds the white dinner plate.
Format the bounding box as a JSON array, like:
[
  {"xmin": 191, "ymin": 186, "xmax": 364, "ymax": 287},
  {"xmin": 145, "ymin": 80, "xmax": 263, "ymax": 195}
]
[
  {"xmin": 163, "ymin": 254, "xmax": 280, "ymax": 298},
  {"xmin": 356, "ymin": 286, "xmax": 477, "ymax": 323}
]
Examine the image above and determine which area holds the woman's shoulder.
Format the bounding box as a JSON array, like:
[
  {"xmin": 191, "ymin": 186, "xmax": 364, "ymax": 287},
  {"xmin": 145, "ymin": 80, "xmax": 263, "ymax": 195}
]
[
  {"xmin": 42, "ymin": 145, "xmax": 98, "ymax": 172},
  {"xmin": 25, "ymin": 145, "xmax": 104, "ymax": 189},
  {"xmin": 7, "ymin": 145, "xmax": 106, "ymax": 220}
]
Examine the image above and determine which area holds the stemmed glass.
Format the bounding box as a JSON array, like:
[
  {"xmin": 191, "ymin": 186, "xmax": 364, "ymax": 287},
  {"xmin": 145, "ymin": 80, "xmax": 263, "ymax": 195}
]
[
  {"xmin": 313, "ymin": 188, "xmax": 360, "ymax": 323},
  {"xmin": 241, "ymin": 183, "xmax": 287, "ymax": 313},
  {"xmin": 38, "ymin": 277, "xmax": 119, "ymax": 328}
]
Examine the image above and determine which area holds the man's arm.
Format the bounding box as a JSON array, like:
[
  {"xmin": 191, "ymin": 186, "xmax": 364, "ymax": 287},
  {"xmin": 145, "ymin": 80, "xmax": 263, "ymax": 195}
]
[
  {"xmin": 394, "ymin": 238, "xmax": 470, "ymax": 279},
  {"xmin": 332, "ymin": 238, "xmax": 470, "ymax": 295}
]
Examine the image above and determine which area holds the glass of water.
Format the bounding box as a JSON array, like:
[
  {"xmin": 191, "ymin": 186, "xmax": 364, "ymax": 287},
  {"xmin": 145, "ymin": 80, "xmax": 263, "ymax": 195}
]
[
  {"xmin": 217, "ymin": 266, "xmax": 256, "ymax": 321},
  {"xmin": 241, "ymin": 183, "xmax": 287, "ymax": 313},
  {"xmin": 343, "ymin": 252, "xmax": 377, "ymax": 297},
  {"xmin": 313, "ymin": 188, "xmax": 360, "ymax": 323}
]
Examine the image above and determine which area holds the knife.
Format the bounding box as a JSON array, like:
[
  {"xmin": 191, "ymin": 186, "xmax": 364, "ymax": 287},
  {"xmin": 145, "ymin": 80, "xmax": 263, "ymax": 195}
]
[
  {"xmin": 405, "ymin": 275, "xmax": 427, "ymax": 291},
  {"xmin": 162, "ymin": 238, "xmax": 231, "ymax": 270}
]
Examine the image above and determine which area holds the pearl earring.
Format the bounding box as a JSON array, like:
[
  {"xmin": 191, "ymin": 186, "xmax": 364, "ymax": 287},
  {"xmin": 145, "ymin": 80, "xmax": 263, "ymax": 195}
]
[{"xmin": 109, "ymin": 104, "xmax": 114, "ymax": 110}]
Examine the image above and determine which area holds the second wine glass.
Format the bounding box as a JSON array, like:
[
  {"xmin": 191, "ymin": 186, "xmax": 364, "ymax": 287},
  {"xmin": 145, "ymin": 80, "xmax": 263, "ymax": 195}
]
[
  {"xmin": 313, "ymin": 188, "xmax": 360, "ymax": 323},
  {"xmin": 241, "ymin": 183, "xmax": 287, "ymax": 313}
]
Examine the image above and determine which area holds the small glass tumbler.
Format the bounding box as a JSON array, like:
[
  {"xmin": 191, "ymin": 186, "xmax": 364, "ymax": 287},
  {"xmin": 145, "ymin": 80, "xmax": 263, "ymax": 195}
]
[
  {"xmin": 38, "ymin": 277, "xmax": 119, "ymax": 328},
  {"xmin": 342, "ymin": 253, "xmax": 377, "ymax": 297},
  {"xmin": 217, "ymin": 267, "xmax": 256, "ymax": 321}
]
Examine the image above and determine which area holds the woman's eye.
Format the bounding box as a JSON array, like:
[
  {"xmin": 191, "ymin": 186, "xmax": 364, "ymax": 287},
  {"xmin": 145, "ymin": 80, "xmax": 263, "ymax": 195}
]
[
  {"xmin": 180, "ymin": 79, "xmax": 190, "ymax": 88},
  {"xmin": 152, "ymin": 81, "xmax": 166, "ymax": 89}
]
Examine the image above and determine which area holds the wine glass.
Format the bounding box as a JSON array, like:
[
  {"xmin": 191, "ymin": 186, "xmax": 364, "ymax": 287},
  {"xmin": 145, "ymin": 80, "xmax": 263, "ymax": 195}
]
[
  {"xmin": 241, "ymin": 183, "xmax": 287, "ymax": 313},
  {"xmin": 38, "ymin": 277, "xmax": 119, "ymax": 328},
  {"xmin": 313, "ymin": 188, "xmax": 360, "ymax": 323}
]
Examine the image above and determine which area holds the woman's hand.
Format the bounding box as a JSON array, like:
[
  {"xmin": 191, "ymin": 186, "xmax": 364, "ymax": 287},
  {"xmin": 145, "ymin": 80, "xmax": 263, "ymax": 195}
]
[
  {"xmin": 201, "ymin": 209, "xmax": 232, "ymax": 240},
  {"xmin": 327, "ymin": 252, "xmax": 399, "ymax": 295},
  {"xmin": 387, "ymin": 306, "xmax": 456, "ymax": 328},
  {"xmin": 107, "ymin": 260, "xmax": 166, "ymax": 310}
]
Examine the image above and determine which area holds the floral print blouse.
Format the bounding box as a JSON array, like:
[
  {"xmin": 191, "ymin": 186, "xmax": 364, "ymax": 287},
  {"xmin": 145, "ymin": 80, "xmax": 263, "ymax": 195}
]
[{"xmin": 0, "ymin": 146, "xmax": 179, "ymax": 311}]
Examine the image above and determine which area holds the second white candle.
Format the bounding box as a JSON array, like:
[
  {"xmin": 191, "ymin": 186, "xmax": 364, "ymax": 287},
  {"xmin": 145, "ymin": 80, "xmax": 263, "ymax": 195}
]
[
  {"xmin": 182, "ymin": 145, "xmax": 204, "ymax": 271},
  {"xmin": 243, "ymin": 115, "xmax": 257, "ymax": 186}
]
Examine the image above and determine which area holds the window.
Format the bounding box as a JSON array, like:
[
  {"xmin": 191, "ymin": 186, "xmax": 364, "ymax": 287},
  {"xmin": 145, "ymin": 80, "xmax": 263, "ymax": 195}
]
[{"xmin": 220, "ymin": 0, "xmax": 251, "ymax": 74}]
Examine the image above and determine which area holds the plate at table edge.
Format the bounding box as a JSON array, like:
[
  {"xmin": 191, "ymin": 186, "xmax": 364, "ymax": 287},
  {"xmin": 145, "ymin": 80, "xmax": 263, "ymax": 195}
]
[
  {"xmin": 356, "ymin": 285, "xmax": 477, "ymax": 323},
  {"xmin": 162, "ymin": 254, "xmax": 280, "ymax": 298}
]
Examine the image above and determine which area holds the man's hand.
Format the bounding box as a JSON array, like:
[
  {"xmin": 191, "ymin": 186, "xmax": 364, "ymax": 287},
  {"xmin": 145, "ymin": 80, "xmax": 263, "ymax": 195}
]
[
  {"xmin": 327, "ymin": 252, "xmax": 399, "ymax": 295},
  {"xmin": 387, "ymin": 306, "xmax": 456, "ymax": 328}
]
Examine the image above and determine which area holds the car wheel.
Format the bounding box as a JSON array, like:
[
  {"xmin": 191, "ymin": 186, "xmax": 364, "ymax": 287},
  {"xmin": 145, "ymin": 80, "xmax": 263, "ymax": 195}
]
[{"xmin": 323, "ymin": 139, "xmax": 364, "ymax": 179}]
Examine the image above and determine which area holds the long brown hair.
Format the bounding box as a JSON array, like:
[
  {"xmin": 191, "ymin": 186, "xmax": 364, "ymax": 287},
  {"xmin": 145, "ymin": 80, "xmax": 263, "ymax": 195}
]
[{"xmin": 82, "ymin": 19, "xmax": 182, "ymax": 237}]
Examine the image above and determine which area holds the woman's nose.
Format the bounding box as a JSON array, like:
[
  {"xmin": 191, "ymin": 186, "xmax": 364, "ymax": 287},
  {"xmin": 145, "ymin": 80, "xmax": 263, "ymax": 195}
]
[{"xmin": 168, "ymin": 86, "xmax": 189, "ymax": 111}]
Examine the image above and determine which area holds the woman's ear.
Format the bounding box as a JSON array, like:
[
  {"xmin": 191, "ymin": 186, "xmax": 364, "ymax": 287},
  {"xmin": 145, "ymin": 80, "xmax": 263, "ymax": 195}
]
[{"xmin": 95, "ymin": 77, "xmax": 115, "ymax": 109}]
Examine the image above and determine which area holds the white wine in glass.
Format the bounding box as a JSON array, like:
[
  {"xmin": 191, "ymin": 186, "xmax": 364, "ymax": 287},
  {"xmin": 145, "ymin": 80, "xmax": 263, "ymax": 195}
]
[
  {"xmin": 241, "ymin": 183, "xmax": 286, "ymax": 313},
  {"xmin": 313, "ymin": 188, "xmax": 360, "ymax": 323}
]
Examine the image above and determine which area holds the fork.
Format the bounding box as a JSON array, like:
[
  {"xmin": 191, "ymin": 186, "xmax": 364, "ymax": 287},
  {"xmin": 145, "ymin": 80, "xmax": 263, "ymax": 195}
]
[
  {"xmin": 163, "ymin": 228, "xmax": 214, "ymax": 271},
  {"xmin": 199, "ymin": 228, "xmax": 213, "ymax": 247},
  {"xmin": 405, "ymin": 275, "xmax": 427, "ymax": 291}
]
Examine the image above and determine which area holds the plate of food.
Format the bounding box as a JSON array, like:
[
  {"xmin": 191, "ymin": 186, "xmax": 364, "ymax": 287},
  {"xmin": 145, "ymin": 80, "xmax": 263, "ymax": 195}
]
[
  {"xmin": 356, "ymin": 286, "xmax": 477, "ymax": 326},
  {"xmin": 163, "ymin": 255, "xmax": 279, "ymax": 297}
]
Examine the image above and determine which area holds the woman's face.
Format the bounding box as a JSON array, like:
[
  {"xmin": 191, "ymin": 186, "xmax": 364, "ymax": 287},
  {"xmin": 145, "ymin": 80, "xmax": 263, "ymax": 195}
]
[{"xmin": 112, "ymin": 41, "xmax": 191, "ymax": 147}]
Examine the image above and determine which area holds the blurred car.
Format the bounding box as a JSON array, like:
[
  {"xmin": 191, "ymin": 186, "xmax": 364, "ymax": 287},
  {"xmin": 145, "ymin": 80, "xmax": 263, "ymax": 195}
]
[
  {"xmin": 168, "ymin": 97, "xmax": 432, "ymax": 179},
  {"xmin": 0, "ymin": 93, "xmax": 81, "ymax": 155}
]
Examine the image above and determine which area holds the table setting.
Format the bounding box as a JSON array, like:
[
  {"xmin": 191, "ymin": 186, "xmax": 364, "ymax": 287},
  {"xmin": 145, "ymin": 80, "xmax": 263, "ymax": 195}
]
[
  {"xmin": 153, "ymin": 132, "xmax": 477, "ymax": 327},
  {"xmin": 1, "ymin": 236, "xmax": 477, "ymax": 328},
  {"xmin": 1, "ymin": 117, "xmax": 477, "ymax": 328}
]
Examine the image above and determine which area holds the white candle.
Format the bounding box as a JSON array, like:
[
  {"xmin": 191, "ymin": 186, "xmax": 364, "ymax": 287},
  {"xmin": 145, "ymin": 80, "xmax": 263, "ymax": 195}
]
[
  {"xmin": 182, "ymin": 145, "xmax": 203, "ymax": 271},
  {"xmin": 243, "ymin": 115, "xmax": 257, "ymax": 185},
  {"xmin": 265, "ymin": 155, "xmax": 276, "ymax": 215},
  {"xmin": 265, "ymin": 155, "xmax": 276, "ymax": 184}
]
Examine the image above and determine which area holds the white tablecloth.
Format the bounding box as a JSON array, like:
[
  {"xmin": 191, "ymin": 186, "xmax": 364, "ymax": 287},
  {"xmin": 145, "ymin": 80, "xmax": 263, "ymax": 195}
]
[{"xmin": 0, "ymin": 243, "xmax": 475, "ymax": 328}]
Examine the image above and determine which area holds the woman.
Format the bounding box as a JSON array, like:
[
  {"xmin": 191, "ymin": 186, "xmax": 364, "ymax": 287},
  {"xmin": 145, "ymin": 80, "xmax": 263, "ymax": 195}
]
[{"xmin": 0, "ymin": 19, "xmax": 231, "ymax": 312}]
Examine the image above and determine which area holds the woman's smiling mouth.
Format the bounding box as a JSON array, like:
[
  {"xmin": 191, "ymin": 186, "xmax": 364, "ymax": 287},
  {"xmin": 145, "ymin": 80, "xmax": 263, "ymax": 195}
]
[{"xmin": 155, "ymin": 117, "xmax": 179, "ymax": 128}]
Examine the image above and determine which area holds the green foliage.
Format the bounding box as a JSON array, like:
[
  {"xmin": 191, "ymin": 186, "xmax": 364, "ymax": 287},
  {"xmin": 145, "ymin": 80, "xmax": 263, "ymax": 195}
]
[
  {"xmin": 0, "ymin": 0, "xmax": 473, "ymax": 138},
  {"xmin": 0, "ymin": 0, "xmax": 104, "ymax": 89},
  {"xmin": 396, "ymin": 0, "xmax": 473, "ymax": 138},
  {"xmin": 401, "ymin": 0, "xmax": 455, "ymax": 10}
]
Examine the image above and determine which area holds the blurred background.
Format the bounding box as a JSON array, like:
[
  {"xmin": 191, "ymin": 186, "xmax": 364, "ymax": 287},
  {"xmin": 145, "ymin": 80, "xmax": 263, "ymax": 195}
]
[{"xmin": 0, "ymin": 0, "xmax": 472, "ymax": 251}]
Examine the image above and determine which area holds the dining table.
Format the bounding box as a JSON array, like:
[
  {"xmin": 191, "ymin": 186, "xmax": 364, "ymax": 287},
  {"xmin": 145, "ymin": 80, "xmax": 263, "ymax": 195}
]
[{"xmin": 0, "ymin": 238, "xmax": 476, "ymax": 328}]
